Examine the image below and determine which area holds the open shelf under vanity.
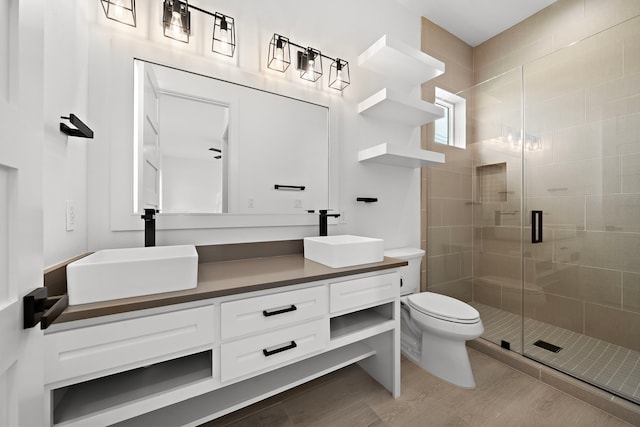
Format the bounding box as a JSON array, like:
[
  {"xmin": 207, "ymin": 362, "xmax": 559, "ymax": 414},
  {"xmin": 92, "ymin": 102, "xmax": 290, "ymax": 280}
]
[
  {"xmin": 113, "ymin": 342, "xmax": 377, "ymax": 426},
  {"xmin": 51, "ymin": 350, "xmax": 214, "ymax": 426}
]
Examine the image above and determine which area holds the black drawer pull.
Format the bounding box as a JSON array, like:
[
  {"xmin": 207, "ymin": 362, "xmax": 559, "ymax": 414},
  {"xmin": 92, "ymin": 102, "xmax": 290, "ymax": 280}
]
[
  {"xmin": 263, "ymin": 305, "xmax": 297, "ymax": 317},
  {"xmin": 274, "ymin": 185, "xmax": 306, "ymax": 191},
  {"xmin": 263, "ymin": 341, "xmax": 297, "ymax": 357}
]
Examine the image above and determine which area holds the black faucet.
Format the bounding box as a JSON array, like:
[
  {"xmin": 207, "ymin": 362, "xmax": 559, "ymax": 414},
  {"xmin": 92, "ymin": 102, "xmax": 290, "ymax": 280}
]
[
  {"xmin": 141, "ymin": 208, "xmax": 159, "ymax": 247},
  {"xmin": 318, "ymin": 209, "xmax": 340, "ymax": 236}
]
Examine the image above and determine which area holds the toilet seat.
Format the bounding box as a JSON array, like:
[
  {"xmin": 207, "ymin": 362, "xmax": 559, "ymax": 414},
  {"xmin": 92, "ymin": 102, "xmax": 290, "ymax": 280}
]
[{"xmin": 407, "ymin": 292, "xmax": 480, "ymax": 324}]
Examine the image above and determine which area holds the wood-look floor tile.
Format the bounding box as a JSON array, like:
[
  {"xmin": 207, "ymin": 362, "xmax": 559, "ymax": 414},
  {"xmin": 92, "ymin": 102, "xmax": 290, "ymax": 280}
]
[
  {"xmin": 201, "ymin": 349, "xmax": 634, "ymax": 427},
  {"xmin": 366, "ymin": 360, "xmax": 455, "ymax": 425},
  {"xmin": 398, "ymin": 402, "xmax": 471, "ymax": 427},
  {"xmin": 282, "ymin": 366, "xmax": 379, "ymax": 425},
  {"xmin": 299, "ymin": 400, "xmax": 384, "ymax": 427},
  {"xmin": 223, "ymin": 403, "xmax": 293, "ymax": 427},
  {"xmin": 485, "ymin": 380, "xmax": 632, "ymax": 427},
  {"xmin": 204, "ymin": 370, "xmax": 342, "ymax": 426}
]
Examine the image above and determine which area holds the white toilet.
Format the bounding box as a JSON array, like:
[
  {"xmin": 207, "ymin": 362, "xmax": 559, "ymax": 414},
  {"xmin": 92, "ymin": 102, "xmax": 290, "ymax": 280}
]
[{"xmin": 385, "ymin": 248, "xmax": 484, "ymax": 388}]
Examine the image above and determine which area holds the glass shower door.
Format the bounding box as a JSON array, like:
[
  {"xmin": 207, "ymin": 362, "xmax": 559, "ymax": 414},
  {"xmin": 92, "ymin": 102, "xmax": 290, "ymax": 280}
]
[
  {"xmin": 522, "ymin": 16, "xmax": 640, "ymax": 404},
  {"xmin": 461, "ymin": 68, "xmax": 525, "ymax": 353}
]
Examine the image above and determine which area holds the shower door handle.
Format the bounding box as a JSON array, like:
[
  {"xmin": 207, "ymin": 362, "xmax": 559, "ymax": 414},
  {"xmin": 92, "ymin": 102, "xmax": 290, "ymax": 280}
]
[{"xmin": 532, "ymin": 210, "xmax": 543, "ymax": 243}]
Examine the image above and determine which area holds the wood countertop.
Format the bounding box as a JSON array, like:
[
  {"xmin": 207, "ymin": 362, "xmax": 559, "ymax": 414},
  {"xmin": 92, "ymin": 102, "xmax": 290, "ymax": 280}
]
[{"xmin": 53, "ymin": 254, "xmax": 407, "ymax": 324}]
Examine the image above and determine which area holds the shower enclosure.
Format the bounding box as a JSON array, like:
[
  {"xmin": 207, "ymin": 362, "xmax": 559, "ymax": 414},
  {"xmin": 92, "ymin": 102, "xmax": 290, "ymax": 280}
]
[{"xmin": 448, "ymin": 16, "xmax": 640, "ymax": 404}]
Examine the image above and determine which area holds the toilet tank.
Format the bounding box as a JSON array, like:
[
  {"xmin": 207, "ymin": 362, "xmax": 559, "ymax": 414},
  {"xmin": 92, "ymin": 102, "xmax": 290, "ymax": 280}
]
[{"xmin": 384, "ymin": 247, "xmax": 425, "ymax": 295}]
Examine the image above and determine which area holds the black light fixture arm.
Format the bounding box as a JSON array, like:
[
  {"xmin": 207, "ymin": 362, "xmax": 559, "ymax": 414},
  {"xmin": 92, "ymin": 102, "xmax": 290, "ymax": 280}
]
[
  {"xmin": 170, "ymin": 1, "xmax": 228, "ymax": 21},
  {"xmin": 181, "ymin": 2, "xmax": 213, "ymax": 17},
  {"xmin": 287, "ymin": 39, "xmax": 338, "ymax": 63}
]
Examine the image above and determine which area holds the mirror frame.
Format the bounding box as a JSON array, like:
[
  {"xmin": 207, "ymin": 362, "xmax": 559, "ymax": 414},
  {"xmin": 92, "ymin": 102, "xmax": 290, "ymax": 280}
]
[{"xmin": 106, "ymin": 35, "xmax": 340, "ymax": 231}]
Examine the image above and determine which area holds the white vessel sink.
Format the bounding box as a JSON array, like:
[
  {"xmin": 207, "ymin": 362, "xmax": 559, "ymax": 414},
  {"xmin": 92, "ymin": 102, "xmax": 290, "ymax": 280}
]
[
  {"xmin": 303, "ymin": 235, "xmax": 384, "ymax": 268},
  {"xmin": 66, "ymin": 245, "xmax": 199, "ymax": 305}
]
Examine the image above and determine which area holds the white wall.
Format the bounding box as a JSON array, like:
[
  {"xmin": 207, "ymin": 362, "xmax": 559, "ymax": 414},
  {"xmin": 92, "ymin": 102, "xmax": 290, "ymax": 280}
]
[
  {"xmin": 45, "ymin": 0, "xmax": 425, "ymax": 260},
  {"xmin": 43, "ymin": 0, "xmax": 92, "ymax": 267}
]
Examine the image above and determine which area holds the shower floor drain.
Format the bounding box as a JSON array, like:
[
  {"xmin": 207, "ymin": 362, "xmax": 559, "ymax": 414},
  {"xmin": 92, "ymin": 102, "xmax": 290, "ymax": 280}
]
[{"xmin": 533, "ymin": 340, "xmax": 562, "ymax": 353}]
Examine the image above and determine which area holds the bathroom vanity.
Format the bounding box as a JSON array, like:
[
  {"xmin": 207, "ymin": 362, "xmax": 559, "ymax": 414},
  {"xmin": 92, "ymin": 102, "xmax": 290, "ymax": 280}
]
[{"xmin": 42, "ymin": 243, "xmax": 405, "ymax": 426}]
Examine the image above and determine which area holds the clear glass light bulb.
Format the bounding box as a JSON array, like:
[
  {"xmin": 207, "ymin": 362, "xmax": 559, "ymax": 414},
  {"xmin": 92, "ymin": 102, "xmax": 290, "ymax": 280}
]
[
  {"xmin": 110, "ymin": 0, "xmax": 126, "ymax": 18},
  {"xmin": 335, "ymin": 69, "xmax": 343, "ymax": 86},
  {"xmin": 307, "ymin": 58, "xmax": 315, "ymax": 78},
  {"xmin": 220, "ymin": 28, "xmax": 230, "ymax": 55},
  {"xmin": 274, "ymin": 46, "xmax": 284, "ymax": 69},
  {"xmin": 215, "ymin": 18, "xmax": 232, "ymax": 55},
  {"xmin": 170, "ymin": 11, "xmax": 183, "ymax": 36}
]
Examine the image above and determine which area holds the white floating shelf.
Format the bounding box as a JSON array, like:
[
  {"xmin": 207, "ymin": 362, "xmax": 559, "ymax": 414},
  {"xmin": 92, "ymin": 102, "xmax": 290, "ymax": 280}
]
[
  {"xmin": 358, "ymin": 35, "xmax": 445, "ymax": 86},
  {"xmin": 358, "ymin": 88, "xmax": 444, "ymax": 127},
  {"xmin": 358, "ymin": 143, "xmax": 445, "ymax": 168}
]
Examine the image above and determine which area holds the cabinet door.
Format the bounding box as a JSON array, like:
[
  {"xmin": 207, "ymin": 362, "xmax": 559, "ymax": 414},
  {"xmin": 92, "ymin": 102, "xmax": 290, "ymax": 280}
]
[
  {"xmin": 44, "ymin": 305, "xmax": 215, "ymax": 385},
  {"xmin": 330, "ymin": 273, "xmax": 399, "ymax": 314},
  {"xmin": 221, "ymin": 286, "xmax": 327, "ymax": 340},
  {"xmin": 221, "ymin": 318, "xmax": 328, "ymax": 382}
]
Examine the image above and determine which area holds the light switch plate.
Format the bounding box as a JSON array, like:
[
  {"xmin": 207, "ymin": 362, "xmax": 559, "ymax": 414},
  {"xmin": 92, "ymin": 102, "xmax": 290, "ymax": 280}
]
[{"xmin": 66, "ymin": 200, "xmax": 75, "ymax": 231}]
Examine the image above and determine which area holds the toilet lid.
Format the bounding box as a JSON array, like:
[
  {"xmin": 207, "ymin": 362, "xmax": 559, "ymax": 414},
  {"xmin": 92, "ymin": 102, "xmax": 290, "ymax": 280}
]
[{"xmin": 407, "ymin": 292, "xmax": 480, "ymax": 324}]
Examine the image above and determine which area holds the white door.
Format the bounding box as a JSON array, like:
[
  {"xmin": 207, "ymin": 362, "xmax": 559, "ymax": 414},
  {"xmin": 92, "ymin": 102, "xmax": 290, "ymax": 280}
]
[{"xmin": 0, "ymin": 1, "xmax": 45, "ymax": 426}]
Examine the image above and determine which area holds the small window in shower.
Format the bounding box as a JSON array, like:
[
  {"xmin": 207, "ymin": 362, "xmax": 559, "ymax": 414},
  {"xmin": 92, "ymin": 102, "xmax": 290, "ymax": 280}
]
[
  {"xmin": 477, "ymin": 163, "xmax": 507, "ymax": 203},
  {"xmin": 434, "ymin": 87, "xmax": 466, "ymax": 149},
  {"xmin": 434, "ymin": 99, "xmax": 453, "ymax": 145}
]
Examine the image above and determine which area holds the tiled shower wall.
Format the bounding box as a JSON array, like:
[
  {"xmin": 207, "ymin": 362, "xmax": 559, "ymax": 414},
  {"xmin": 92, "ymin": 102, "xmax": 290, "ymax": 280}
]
[
  {"xmin": 421, "ymin": 0, "xmax": 640, "ymax": 351},
  {"xmin": 420, "ymin": 18, "xmax": 474, "ymax": 299}
]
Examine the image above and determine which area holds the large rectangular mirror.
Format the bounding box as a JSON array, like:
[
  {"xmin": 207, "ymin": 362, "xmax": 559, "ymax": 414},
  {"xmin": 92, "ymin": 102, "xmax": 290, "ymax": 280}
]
[{"xmin": 133, "ymin": 59, "xmax": 329, "ymax": 216}]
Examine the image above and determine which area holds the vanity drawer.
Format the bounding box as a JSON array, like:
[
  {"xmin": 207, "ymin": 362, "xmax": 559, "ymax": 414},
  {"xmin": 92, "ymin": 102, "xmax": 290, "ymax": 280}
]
[
  {"xmin": 220, "ymin": 285, "xmax": 327, "ymax": 340},
  {"xmin": 330, "ymin": 273, "xmax": 399, "ymax": 314},
  {"xmin": 220, "ymin": 318, "xmax": 328, "ymax": 382},
  {"xmin": 44, "ymin": 305, "xmax": 215, "ymax": 384}
]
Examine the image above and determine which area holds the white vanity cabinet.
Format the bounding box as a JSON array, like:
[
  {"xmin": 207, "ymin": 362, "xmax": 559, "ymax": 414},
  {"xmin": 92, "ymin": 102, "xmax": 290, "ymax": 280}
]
[
  {"xmin": 221, "ymin": 318, "xmax": 329, "ymax": 382},
  {"xmin": 43, "ymin": 270, "xmax": 401, "ymax": 427},
  {"xmin": 329, "ymin": 272, "xmax": 397, "ymax": 314},
  {"xmin": 220, "ymin": 285, "xmax": 327, "ymax": 340},
  {"xmin": 220, "ymin": 285, "xmax": 329, "ymax": 382},
  {"xmin": 43, "ymin": 304, "xmax": 219, "ymax": 427},
  {"xmin": 44, "ymin": 305, "xmax": 216, "ymax": 385}
]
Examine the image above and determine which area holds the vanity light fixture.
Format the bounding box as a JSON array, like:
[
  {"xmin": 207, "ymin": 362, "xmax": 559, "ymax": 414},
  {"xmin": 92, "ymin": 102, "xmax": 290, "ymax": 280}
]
[
  {"xmin": 329, "ymin": 58, "xmax": 350, "ymax": 90},
  {"xmin": 266, "ymin": 33, "xmax": 349, "ymax": 91},
  {"xmin": 163, "ymin": 0, "xmax": 190, "ymax": 43},
  {"xmin": 267, "ymin": 34, "xmax": 291, "ymax": 73},
  {"xmin": 100, "ymin": 0, "xmax": 136, "ymax": 27},
  {"xmin": 212, "ymin": 13, "xmax": 236, "ymax": 57},
  {"xmin": 162, "ymin": 0, "xmax": 237, "ymax": 57},
  {"xmin": 299, "ymin": 47, "xmax": 323, "ymax": 82}
]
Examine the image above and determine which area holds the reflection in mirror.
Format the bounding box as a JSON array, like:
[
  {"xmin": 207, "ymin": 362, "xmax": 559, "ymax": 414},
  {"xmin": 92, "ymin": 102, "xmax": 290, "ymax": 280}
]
[
  {"xmin": 133, "ymin": 59, "xmax": 329, "ymax": 216},
  {"xmin": 134, "ymin": 60, "xmax": 228, "ymax": 214},
  {"xmin": 159, "ymin": 94, "xmax": 228, "ymax": 213}
]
